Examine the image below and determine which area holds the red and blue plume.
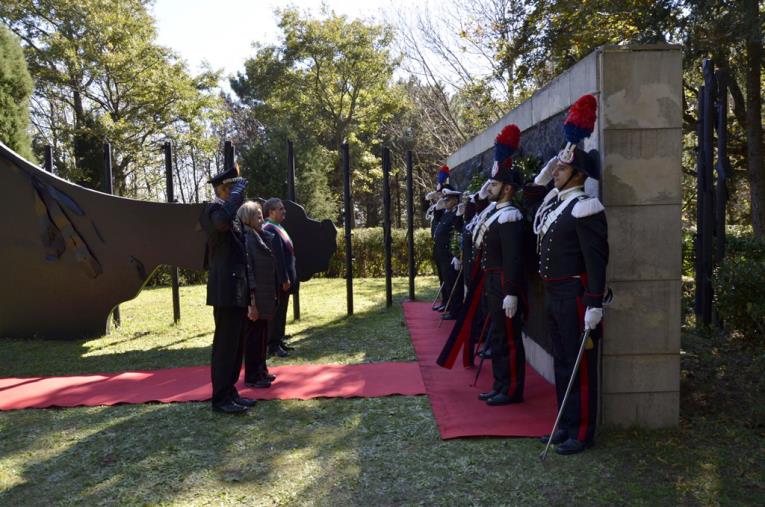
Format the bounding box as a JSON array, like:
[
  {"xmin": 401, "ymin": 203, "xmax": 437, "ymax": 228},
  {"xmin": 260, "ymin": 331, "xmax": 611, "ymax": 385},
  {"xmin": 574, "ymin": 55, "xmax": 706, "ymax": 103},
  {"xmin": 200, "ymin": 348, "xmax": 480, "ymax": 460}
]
[
  {"xmin": 437, "ymin": 165, "xmax": 449, "ymax": 185},
  {"xmin": 563, "ymin": 94, "xmax": 597, "ymax": 145},
  {"xmin": 494, "ymin": 124, "xmax": 520, "ymax": 169}
]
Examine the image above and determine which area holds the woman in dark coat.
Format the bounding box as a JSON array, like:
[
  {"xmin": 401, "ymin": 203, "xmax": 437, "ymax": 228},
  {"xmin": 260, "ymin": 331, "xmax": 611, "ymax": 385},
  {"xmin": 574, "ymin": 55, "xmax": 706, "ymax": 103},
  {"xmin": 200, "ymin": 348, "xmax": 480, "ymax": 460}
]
[{"xmin": 237, "ymin": 201, "xmax": 278, "ymax": 388}]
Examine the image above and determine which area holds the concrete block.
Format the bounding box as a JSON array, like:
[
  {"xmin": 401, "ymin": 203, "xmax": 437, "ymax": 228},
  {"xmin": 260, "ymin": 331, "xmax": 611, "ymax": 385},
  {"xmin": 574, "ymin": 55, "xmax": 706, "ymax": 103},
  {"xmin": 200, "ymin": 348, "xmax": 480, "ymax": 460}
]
[
  {"xmin": 568, "ymin": 50, "xmax": 600, "ymax": 101},
  {"xmin": 602, "ymin": 280, "xmax": 681, "ymax": 355},
  {"xmin": 602, "ymin": 354, "xmax": 680, "ymax": 393},
  {"xmin": 532, "ymin": 76, "xmax": 571, "ymax": 125},
  {"xmin": 606, "ymin": 204, "xmax": 682, "ymax": 281},
  {"xmin": 602, "ymin": 129, "xmax": 682, "ymax": 206},
  {"xmin": 601, "ymin": 48, "xmax": 683, "ymax": 130},
  {"xmin": 602, "ymin": 391, "xmax": 679, "ymax": 428}
]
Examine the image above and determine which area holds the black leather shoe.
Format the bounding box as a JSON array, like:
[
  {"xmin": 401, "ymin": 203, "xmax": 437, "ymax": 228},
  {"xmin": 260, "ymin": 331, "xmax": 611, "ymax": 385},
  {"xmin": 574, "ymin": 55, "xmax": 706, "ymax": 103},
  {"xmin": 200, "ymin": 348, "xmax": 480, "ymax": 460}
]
[
  {"xmin": 281, "ymin": 344, "xmax": 295, "ymax": 351},
  {"xmin": 555, "ymin": 438, "xmax": 591, "ymax": 455},
  {"xmin": 244, "ymin": 379, "xmax": 272, "ymax": 388},
  {"xmin": 432, "ymin": 303, "xmax": 444, "ymax": 311},
  {"xmin": 478, "ymin": 390, "xmax": 498, "ymax": 401},
  {"xmin": 433, "ymin": 304, "xmax": 446, "ymax": 312},
  {"xmin": 441, "ymin": 313, "xmax": 456, "ymax": 321},
  {"xmin": 485, "ymin": 393, "xmax": 523, "ymax": 406},
  {"xmin": 478, "ymin": 348, "xmax": 492, "ymax": 358},
  {"xmin": 540, "ymin": 429, "xmax": 568, "ymax": 445},
  {"xmin": 212, "ymin": 401, "xmax": 248, "ymax": 414},
  {"xmin": 234, "ymin": 396, "xmax": 257, "ymax": 407},
  {"xmin": 274, "ymin": 346, "xmax": 289, "ymax": 358},
  {"xmin": 265, "ymin": 373, "xmax": 276, "ymax": 382}
]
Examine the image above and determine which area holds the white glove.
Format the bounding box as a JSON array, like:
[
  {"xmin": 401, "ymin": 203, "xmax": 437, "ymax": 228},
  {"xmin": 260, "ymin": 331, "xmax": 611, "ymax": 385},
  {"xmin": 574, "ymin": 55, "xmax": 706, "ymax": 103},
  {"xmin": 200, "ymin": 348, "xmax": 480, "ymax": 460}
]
[
  {"xmin": 435, "ymin": 198, "xmax": 447, "ymax": 210},
  {"xmin": 502, "ymin": 295, "xmax": 518, "ymax": 319},
  {"xmin": 584, "ymin": 307, "xmax": 603, "ymax": 330},
  {"xmin": 478, "ymin": 179, "xmax": 491, "ymax": 200},
  {"xmin": 451, "ymin": 257, "xmax": 461, "ymax": 271},
  {"xmin": 425, "ymin": 190, "xmax": 441, "ymax": 201},
  {"xmin": 456, "ymin": 203, "xmax": 466, "ymax": 216},
  {"xmin": 534, "ymin": 157, "xmax": 557, "ymax": 186}
]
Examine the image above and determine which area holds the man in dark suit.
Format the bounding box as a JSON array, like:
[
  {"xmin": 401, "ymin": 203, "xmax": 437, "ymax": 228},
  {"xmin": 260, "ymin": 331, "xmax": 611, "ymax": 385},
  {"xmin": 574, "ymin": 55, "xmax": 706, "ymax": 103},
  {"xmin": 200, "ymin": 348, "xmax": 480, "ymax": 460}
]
[
  {"xmin": 202, "ymin": 164, "xmax": 257, "ymax": 414},
  {"xmin": 263, "ymin": 198, "xmax": 297, "ymax": 358}
]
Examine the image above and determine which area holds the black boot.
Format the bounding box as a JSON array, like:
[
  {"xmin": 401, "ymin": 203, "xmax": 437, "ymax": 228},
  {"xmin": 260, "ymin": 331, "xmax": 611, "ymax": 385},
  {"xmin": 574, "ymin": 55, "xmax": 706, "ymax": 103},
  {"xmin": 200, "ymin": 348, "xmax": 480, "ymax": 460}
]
[
  {"xmin": 539, "ymin": 429, "xmax": 567, "ymax": 445},
  {"xmin": 485, "ymin": 393, "xmax": 523, "ymax": 406},
  {"xmin": 555, "ymin": 438, "xmax": 591, "ymax": 455},
  {"xmin": 478, "ymin": 390, "xmax": 497, "ymax": 401}
]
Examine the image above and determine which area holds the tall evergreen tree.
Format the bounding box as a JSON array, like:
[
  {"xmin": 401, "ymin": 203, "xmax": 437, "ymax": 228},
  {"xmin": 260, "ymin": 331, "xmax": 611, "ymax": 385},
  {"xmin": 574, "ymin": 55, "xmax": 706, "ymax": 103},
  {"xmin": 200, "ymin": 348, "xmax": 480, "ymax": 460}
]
[{"xmin": 0, "ymin": 24, "xmax": 33, "ymax": 159}]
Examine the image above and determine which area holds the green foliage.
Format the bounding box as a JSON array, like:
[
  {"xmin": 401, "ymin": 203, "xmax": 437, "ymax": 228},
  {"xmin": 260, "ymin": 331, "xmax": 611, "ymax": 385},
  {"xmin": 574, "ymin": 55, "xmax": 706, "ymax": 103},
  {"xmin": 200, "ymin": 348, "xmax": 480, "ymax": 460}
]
[
  {"xmin": 0, "ymin": 25, "xmax": 32, "ymax": 159},
  {"xmin": 712, "ymin": 230, "xmax": 765, "ymax": 340},
  {"xmin": 325, "ymin": 228, "xmax": 435, "ymax": 278},
  {"xmin": 0, "ymin": 0, "xmax": 223, "ymax": 196},
  {"xmin": 230, "ymin": 8, "xmax": 404, "ymax": 224}
]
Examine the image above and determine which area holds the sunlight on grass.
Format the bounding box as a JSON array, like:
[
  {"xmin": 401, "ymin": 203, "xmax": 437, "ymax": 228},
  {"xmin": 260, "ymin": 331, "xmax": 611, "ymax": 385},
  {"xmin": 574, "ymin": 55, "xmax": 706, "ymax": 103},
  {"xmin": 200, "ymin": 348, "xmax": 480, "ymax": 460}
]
[{"xmin": 0, "ymin": 277, "xmax": 438, "ymax": 377}]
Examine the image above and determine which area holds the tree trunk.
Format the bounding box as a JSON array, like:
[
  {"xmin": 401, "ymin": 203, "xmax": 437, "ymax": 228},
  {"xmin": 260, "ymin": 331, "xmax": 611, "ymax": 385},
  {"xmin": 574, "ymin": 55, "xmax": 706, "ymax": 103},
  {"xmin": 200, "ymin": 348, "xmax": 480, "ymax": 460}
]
[{"xmin": 745, "ymin": 0, "xmax": 765, "ymax": 236}]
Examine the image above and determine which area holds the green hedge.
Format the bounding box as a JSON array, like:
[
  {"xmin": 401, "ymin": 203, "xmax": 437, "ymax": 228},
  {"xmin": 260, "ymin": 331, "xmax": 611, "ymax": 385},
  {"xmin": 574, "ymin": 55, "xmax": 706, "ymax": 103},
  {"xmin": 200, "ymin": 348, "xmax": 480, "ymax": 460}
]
[
  {"xmin": 712, "ymin": 230, "xmax": 765, "ymax": 340},
  {"xmin": 146, "ymin": 227, "xmax": 436, "ymax": 286},
  {"xmin": 323, "ymin": 228, "xmax": 435, "ymax": 278}
]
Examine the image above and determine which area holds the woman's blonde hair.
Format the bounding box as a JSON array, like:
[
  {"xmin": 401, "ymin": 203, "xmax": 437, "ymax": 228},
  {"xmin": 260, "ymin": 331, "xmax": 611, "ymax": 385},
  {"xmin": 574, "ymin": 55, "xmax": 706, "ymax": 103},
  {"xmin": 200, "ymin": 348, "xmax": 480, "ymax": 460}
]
[{"xmin": 236, "ymin": 200, "xmax": 262, "ymax": 227}]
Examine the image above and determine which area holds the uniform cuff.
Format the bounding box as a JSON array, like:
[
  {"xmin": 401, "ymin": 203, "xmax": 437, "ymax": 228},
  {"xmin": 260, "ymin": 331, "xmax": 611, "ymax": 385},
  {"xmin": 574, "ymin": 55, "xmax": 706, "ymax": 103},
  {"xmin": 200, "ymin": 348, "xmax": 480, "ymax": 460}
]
[{"xmin": 583, "ymin": 292, "xmax": 602, "ymax": 308}]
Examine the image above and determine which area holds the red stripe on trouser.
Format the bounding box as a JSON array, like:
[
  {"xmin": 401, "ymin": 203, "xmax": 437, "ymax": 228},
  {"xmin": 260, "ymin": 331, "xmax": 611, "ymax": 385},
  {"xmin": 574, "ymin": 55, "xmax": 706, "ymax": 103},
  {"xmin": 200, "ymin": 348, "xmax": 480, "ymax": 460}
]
[
  {"xmin": 575, "ymin": 294, "xmax": 590, "ymax": 441},
  {"xmin": 504, "ymin": 317, "xmax": 517, "ymax": 395},
  {"xmin": 442, "ymin": 275, "xmax": 485, "ymax": 368}
]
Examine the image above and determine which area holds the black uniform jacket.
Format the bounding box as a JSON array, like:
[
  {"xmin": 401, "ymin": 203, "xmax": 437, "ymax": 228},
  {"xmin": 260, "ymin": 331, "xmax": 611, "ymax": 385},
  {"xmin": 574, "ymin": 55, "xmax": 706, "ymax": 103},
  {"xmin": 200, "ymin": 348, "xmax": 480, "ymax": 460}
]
[
  {"xmin": 202, "ymin": 201, "xmax": 248, "ymax": 308},
  {"xmin": 433, "ymin": 209, "xmax": 462, "ymax": 263},
  {"xmin": 537, "ymin": 195, "xmax": 609, "ymax": 308},
  {"xmin": 481, "ymin": 204, "xmax": 525, "ymax": 297},
  {"xmin": 244, "ymin": 227, "xmax": 277, "ymax": 320}
]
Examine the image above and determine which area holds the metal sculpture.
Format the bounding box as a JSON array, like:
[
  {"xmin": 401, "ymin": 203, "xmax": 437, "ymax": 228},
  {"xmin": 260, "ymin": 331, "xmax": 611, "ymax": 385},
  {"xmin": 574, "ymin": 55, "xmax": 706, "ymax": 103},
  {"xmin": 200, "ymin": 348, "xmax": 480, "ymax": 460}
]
[{"xmin": 0, "ymin": 141, "xmax": 336, "ymax": 340}]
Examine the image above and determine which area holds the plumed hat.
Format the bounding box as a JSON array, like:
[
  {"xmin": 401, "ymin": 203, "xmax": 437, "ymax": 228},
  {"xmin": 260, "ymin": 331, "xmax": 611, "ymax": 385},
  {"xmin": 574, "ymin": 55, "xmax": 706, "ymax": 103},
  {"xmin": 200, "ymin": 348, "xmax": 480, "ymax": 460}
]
[
  {"xmin": 490, "ymin": 124, "xmax": 523, "ymax": 187},
  {"xmin": 436, "ymin": 165, "xmax": 450, "ymax": 191},
  {"xmin": 558, "ymin": 94, "xmax": 600, "ymax": 180}
]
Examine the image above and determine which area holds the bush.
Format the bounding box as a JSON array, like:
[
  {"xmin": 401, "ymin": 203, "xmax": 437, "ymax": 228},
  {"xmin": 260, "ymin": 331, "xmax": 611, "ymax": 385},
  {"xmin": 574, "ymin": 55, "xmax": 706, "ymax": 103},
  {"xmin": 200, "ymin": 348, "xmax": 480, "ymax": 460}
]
[
  {"xmin": 324, "ymin": 227, "xmax": 435, "ymax": 278},
  {"xmin": 712, "ymin": 230, "xmax": 765, "ymax": 340},
  {"xmin": 145, "ymin": 227, "xmax": 436, "ymax": 286}
]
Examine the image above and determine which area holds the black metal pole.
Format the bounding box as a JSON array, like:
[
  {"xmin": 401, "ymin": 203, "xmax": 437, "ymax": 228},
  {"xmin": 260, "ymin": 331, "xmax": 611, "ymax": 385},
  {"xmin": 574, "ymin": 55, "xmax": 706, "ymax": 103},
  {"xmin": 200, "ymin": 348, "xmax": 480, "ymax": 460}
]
[
  {"xmin": 701, "ymin": 60, "xmax": 715, "ymax": 326},
  {"xmin": 103, "ymin": 142, "xmax": 120, "ymax": 328},
  {"xmin": 383, "ymin": 146, "xmax": 393, "ymax": 307},
  {"xmin": 342, "ymin": 142, "xmax": 353, "ymax": 315},
  {"xmin": 406, "ymin": 150, "xmax": 415, "ymax": 300},
  {"xmin": 694, "ymin": 87, "xmax": 704, "ymax": 319},
  {"xmin": 165, "ymin": 141, "xmax": 181, "ymax": 324},
  {"xmin": 44, "ymin": 145, "xmax": 53, "ymax": 173},
  {"xmin": 287, "ymin": 139, "xmax": 300, "ymax": 321},
  {"xmin": 224, "ymin": 140, "xmax": 235, "ymax": 169},
  {"xmin": 714, "ymin": 69, "xmax": 728, "ymax": 264}
]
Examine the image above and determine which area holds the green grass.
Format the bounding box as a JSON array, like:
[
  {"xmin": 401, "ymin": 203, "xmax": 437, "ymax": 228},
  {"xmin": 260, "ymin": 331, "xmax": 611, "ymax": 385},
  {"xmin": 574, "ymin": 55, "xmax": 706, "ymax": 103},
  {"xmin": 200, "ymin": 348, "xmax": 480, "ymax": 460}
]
[
  {"xmin": 0, "ymin": 277, "xmax": 437, "ymax": 378},
  {"xmin": 1, "ymin": 277, "xmax": 764, "ymax": 505}
]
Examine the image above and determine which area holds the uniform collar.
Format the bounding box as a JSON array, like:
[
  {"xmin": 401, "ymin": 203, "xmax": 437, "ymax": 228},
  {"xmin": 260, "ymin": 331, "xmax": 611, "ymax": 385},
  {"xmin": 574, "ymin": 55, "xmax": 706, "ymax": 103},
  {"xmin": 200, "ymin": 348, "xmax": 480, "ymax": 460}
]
[
  {"xmin": 558, "ymin": 185, "xmax": 584, "ymax": 201},
  {"xmin": 496, "ymin": 201, "xmax": 512, "ymax": 209}
]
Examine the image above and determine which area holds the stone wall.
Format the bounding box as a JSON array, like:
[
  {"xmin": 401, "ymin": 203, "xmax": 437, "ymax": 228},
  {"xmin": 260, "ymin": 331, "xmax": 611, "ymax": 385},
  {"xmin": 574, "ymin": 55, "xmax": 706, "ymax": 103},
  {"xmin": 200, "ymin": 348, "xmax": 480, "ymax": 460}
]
[{"xmin": 446, "ymin": 45, "xmax": 682, "ymax": 429}]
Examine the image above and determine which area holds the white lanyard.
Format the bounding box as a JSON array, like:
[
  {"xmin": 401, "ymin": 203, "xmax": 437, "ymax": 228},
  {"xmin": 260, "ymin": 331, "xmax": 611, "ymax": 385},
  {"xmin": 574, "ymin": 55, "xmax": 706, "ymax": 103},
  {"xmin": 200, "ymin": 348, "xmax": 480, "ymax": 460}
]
[
  {"xmin": 533, "ymin": 190, "xmax": 585, "ymax": 240},
  {"xmin": 474, "ymin": 203, "xmax": 510, "ymax": 249}
]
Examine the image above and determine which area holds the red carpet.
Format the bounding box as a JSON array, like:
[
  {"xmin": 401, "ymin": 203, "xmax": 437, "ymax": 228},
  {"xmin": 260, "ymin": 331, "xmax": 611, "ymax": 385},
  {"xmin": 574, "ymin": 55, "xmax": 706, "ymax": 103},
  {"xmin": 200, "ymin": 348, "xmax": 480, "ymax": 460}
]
[
  {"xmin": 404, "ymin": 301, "xmax": 557, "ymax": 439},
  {"xmin": 0, "ymin": 362, "xmax": 425, "ymax": 411}
]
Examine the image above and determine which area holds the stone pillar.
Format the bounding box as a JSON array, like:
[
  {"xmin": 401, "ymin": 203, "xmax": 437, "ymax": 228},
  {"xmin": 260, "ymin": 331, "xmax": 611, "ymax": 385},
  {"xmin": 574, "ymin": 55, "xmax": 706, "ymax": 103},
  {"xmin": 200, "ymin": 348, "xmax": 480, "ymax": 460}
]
[{"xmin": 598, "ymin": 46, "xmax": 682, "ymax": 428}]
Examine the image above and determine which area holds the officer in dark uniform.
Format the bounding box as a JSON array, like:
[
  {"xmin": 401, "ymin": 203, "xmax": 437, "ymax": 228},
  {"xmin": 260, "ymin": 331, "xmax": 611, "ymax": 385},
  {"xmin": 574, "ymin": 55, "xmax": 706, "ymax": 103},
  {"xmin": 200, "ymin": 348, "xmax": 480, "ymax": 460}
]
[
  {"xmin": 202, "ymin": 164, "xmax": 257, "ymax": 414},
  {"xmin": 433, "ymin": 187, "xmax": 463, "ymax": 318},
  {"xmin": 533, "ymin": 145, "xmax": 608, "ymax": 454},
  {"xmin": 476, "ymin": 125, "xmax": 526, "ymax": 406}
]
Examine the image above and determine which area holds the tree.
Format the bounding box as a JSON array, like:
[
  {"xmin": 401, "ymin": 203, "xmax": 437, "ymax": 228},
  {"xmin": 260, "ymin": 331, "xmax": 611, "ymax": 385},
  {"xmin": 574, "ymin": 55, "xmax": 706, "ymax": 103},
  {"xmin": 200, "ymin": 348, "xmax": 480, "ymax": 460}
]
[
  {"xmin": 0, "ymin": 24, "xmax": 33, "ymax": 159},
  {"xmin": 230, "ymin": 8, "xmax": 404, "ymax": 224},
  {"xmin": 0, "ymin": 0, "xmax": 222, "ymax": 199}
]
